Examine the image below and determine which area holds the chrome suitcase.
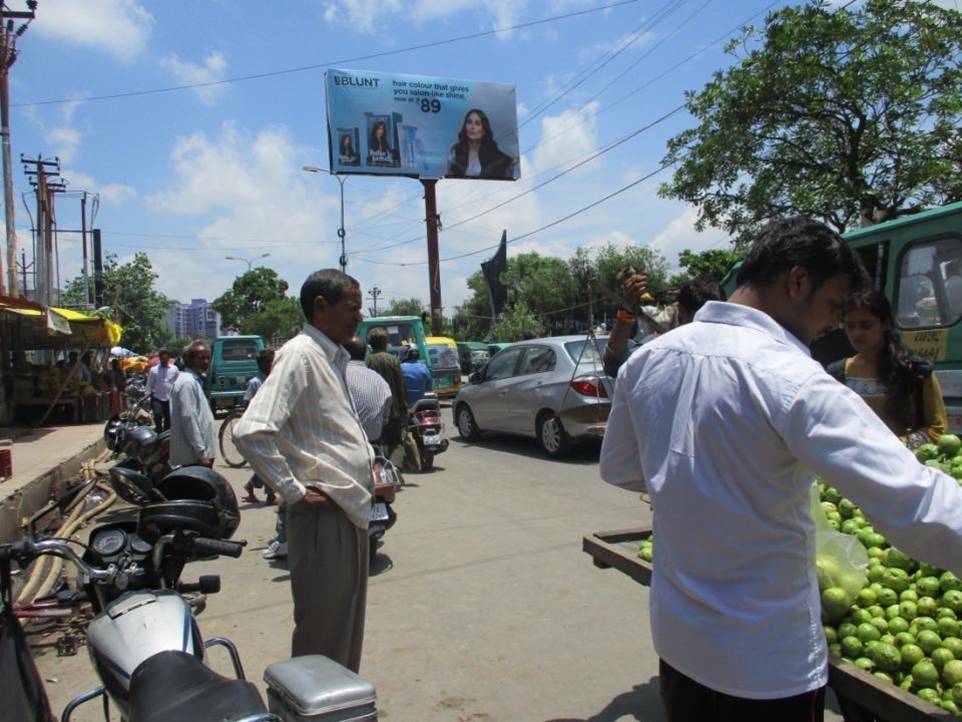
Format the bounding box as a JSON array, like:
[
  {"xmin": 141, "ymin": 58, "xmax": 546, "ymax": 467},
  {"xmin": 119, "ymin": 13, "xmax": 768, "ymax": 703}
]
[{"xmin": 263, "ymin": 655, "xmax": 377, "ymax": 722}]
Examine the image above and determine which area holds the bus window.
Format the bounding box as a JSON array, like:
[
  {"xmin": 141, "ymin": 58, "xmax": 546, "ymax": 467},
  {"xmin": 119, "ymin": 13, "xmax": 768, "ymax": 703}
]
[{"xmin": 896, "ymin": 237, "xmax": 962, "ymax": 328}]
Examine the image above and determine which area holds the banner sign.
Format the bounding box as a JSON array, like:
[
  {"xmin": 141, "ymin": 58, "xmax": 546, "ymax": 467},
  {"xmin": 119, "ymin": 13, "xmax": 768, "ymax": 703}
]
[{"xmin": 325, "ymin": 68, "xmax": 520, "ymax": 181}]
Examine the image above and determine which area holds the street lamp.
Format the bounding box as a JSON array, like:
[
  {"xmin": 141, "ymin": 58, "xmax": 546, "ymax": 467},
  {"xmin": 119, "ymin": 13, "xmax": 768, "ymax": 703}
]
[
  {"xmin": 302, "ymin": 165, "xmax": 347, "ymax": 272},
  {"xmin": 225, "ymin": 252, "xmax": 270, "ymax": 271}
]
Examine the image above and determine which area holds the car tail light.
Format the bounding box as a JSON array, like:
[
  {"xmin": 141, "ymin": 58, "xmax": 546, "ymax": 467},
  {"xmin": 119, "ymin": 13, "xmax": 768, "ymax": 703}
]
[{"xmin": 570, "ymin": 378, "xmax": 608, "ymax": 398}]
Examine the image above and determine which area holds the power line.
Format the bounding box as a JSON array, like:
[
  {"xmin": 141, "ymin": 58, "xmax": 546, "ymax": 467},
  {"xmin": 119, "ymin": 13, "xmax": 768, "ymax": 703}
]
[{"xmin": 13, "ymin": 0, "xmax": 640, "ymax": 108}]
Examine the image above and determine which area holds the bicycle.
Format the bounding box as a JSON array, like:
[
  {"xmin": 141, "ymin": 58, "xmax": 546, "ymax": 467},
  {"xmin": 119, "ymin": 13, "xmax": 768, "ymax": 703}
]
[{"xmin": 218, "ymin": 406, "xmax": 247, "ymax": 468}]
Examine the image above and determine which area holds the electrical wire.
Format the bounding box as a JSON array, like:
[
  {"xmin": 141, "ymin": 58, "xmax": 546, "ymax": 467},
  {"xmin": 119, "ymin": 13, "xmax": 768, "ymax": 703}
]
[{"xmin": 13, "ymin": 1, "xmax": 640, "ymax": 108}]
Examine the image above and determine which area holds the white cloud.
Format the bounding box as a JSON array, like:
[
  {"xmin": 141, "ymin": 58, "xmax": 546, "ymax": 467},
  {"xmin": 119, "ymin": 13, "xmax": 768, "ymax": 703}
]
[
  {"xmin": 61, "ymin": 170, "xmax": 137, "ymax": 207},
  {"xmin": 24, "ymin": 96, "xmax": 87, "ymax": 164},
  {"xmin": 32, "ymin": 0, "xmax": 154, "ymax": 61},
  {"xmin": 530, "ymin": 101, "xmax": 599, "ymax": 175},
  {"xmin": 322, "ymin": 0, "xmax": 568, "ymax": 34},
  {"xmin": 576, "ymin": 30, "xmax": 655, "ymax": 65},
  {"xmin": 160, "ymin": 52, "xmax": 229, "ymax": 104},
  {"xmin": 649, "ymin": 206, "xmax": 730, "ymax": 271}
]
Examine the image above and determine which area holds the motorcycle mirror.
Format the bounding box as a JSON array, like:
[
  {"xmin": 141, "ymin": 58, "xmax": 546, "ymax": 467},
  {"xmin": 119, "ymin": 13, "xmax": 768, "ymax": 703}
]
[{"xmin": 108, "ymin": 465, "xmax": 166, "ymax": 505}]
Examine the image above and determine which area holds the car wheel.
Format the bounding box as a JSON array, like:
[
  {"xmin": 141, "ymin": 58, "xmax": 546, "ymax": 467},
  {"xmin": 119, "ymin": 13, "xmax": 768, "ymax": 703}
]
[
  {"xmin": 538, "ymin": 411, "xmax": 571, "ymax": 458},
  {"xmin": 456, "ymin": 404, "xmax": 480, "ymax": 441}
]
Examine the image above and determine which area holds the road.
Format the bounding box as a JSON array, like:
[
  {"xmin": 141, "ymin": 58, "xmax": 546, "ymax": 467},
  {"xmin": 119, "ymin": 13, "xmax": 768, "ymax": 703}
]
[{"xmin": 33, "ymin": 422, "xmax": 844, "ymax": 721}]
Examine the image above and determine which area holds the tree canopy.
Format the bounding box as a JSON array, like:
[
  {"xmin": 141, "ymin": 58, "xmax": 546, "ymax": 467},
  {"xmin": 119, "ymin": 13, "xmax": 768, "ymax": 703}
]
[
  {"xmin": 62, "ymin": 252, "xmax": 172, "ymax": 354},
  {"xmin": 212, "ymin": 268, "xmax": 303, "ymax": 344},
  {"xmin": 660, "ymin": 0, "xmax": 962, "ymax": 244}
]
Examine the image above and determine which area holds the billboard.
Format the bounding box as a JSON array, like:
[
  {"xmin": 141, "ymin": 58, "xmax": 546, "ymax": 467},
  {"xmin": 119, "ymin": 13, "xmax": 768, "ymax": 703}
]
[{"xmin": 325, "ymin": 68, "xmax": 520, "ymax": 181}]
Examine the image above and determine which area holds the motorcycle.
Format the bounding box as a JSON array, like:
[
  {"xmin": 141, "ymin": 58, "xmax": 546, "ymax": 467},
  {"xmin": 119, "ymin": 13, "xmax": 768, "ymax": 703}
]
[
  {"xmin": 408, "ymin": 393, "xmax": 449, "ymax": 471},
  {"xmin": 0, "ymin": 465, "xmax": 379, "ymax": 722},
  {"xmin": 369, "ymin": 452, "xmax": 400, "ymax": 562}
]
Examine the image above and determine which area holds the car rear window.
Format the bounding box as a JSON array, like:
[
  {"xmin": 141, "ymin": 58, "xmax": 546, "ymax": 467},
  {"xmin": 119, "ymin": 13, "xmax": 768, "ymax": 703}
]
[
  {"xmin": 220, "ymin": 340, "xmax": 259, "ymax": 361},
  {"xmin": 428, "ymin": 345, "xmax": 459, "ymax": 368},
  {"xmin": 564, "ymin": 340, "xmax": 604, "ymax": 364}
]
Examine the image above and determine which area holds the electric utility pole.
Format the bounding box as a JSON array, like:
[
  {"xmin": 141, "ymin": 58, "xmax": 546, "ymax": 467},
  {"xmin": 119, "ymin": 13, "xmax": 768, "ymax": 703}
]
[
  {"xmin": 1, "ymin": 1, "xmax": 36, "ymax": 296},
  {"xmin": 367, "ymin": 286, "xmax": 381, "ymax": 317},
  {"xmin": 23, "ymin": 154, "xmax": 64, "ymax": 307}
]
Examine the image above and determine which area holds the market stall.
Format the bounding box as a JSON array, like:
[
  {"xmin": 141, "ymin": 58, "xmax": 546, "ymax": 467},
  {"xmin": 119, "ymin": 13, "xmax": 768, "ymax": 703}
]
[{"xmin": 0, "ymin": 297, "xmax": 123, "ymax": 426}]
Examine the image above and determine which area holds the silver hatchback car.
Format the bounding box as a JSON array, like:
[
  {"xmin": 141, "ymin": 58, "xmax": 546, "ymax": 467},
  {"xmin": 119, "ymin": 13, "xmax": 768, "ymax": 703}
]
[{"xmin": 451, "ymin": 336, "xmax": 614, "ymax": 458}]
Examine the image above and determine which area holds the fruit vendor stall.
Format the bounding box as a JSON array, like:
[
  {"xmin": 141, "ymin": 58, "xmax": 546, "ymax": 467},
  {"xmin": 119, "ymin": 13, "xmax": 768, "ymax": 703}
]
[
  {"xmin": 584, "ymin": 438, "xmax": 962, "ymax": 721},
  {"xmin": 0, "ymin": 297, "xmax": 123, "ymax": 426}
]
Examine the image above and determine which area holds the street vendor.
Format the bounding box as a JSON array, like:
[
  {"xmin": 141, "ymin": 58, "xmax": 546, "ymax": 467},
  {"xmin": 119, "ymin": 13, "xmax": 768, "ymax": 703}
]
[{"xmin": 600, "ymin": 216, "xmax": 962, "ymax": 721}]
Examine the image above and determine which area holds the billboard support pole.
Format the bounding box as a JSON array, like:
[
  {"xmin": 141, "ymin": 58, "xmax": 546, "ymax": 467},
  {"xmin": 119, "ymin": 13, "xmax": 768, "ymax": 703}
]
[{"xmin": 421, "ymin": 178, "xmax": 443, "ymax": 336}]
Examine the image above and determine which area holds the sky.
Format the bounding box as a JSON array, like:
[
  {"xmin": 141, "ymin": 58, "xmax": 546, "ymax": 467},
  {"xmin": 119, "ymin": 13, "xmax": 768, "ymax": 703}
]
[{"xmin": 3, "ymin": 0, "xmax": 934, "ymax": 316}]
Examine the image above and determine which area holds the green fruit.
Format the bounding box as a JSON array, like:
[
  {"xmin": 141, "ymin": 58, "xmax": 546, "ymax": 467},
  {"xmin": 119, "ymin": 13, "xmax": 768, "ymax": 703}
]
[
  {"xmin": 900, "ymin": 674, "xmax": 915, "ymax": 690},
  {"xmin": 885, "ymin": 547, "xmax": 916, "ymax": 572},
  {"xmin": 821, "ymin": 587, "xmax": 851, "ymax": 623},
  {"xmin": 877, "ymin": 588, "xmax": 899, "ymax": 607},
  {"xmin": 874, "ymin": 642, "xmax": 902, "ymax": 673},
  {"xmin": 851, "ymin": 608, "xmax": 874, "ymax": 625},
  {"xmin": 881, "ymin": 634, "xmax": 896, "ymax": 646},
  {"xmin": 824, "ymin": 626, "xmax": 839, "ymax": 644},
  {"xmin": 937, "ymin": 433, "xmax": 962, "ymax": 457},
  {"xmin": 823, "ymin": 486, "xmax": 842, "ymax": 505},
  {"xmin": 918, "ymin": 596, "xmax": 940, "ymax": 617},
  {"xmin": 870, "ymin": 617, "xmax": 889, "ymax": 634},
  {"xmin": 867, "ymin": 566, "xmax": 886, "ymax": 584},
  {"xmin": 917, "ymin": 630, "xmax": 944, "ymax": 655},
  {"xmin": 916, "ymin": 443, "xmax": 940, "ymax": 462},
  {"xmin": 914, "ymin": 616, "xmax": 939, "ymax": 634},
  {"xmin": 841, "ymin": 636, "xmax": 864, "ymax": 659},
  {"xmin": 901, "ymin": 589, "xmax": 920, "ymax": 603},
  {"xmin": 901, "ymin": 643, "xmax": 926, "ymax": 669},
  {"xmin": 839, "ymin": 622, "xmax": 858, "ymax": 639},
  {"xmin": 873, "ymin": 671, "xmax": 894, "ymax": 684},
  {"xmin": 942, "ymin": 659, "xmax": 962, "ymax": 687},
  {"xmin": 943, "ymin": 637, "xmax": 962, "ymax": 658},
  {"xmin": 821, "ymin": 501, "xmax": 838, "ymax": 515},
  {"xmin": 919, "ymin": 562, "xmax": 942, "ymax": 577},
  {"xmin": 917, "ymin": 687, "xmax": 941, "ymax": 704},
  {"xmin": 941, "ymin": 699, "xmax": 960, "ymax": 715},
  {"xmin": 856, "ymin": 588, "xmax": 878, "ymax": 608},
  {"xmin": 883, "ymin": 568, "xmax": 911, "ymax": 593},
  {"xmin": 828, "ymin": 642, "xmax": 842, "ymax": 657},
  {"xmin": 943, "ymin": 590, "xmax": 962, "ymax": 614},
  {"xmin": 854, "ymin": 657, "xmax": 875, "ymax": 672},
  {"xmin": 838, "ymin": 498, "xmax": 856, "ymax": 518},
  {"xmin": 888, "ymin": 617, "xmax": 910, "ymax": 635},
  {"xmin": 912, "ymin": 659, "xmax": 941, "ymax": 688},
  {"xmin": 895, "ymin": 632, "xmax": 916, "ymax": 648},
  {"xmin": 867, "ymin": 604, "xmax": 886, "ymax": 619},
  {"xmin": 841, "ymin": 519, "xmax": 861, "ymax": 535},
  {"xmin": 815, "ymin": 557, "xmax": 842, "ymax": 590},
  {"xmin": 932, "ymin": 647, "xmax": 956, "ymax": 671},
  {"xmin": 917, "ymin": 576, "xmax": 942, "ymax": 597},
  {"xmin": 886, "ymin": 604, "xmax": 902, "ymax": 621},
  {"xmin": 939, "ymin": 617, "xmax": 961, "ymax": 639},
  {"xmin": 900, "ymin": 600, "xmax": 919, "ymax": 620},
  {"xmin": 942, "ymin": 572, "xmax": 962, "ymax": 594},
  {"xmin": 951, "ymin": 682, "xmax": 962, "ymax": 706},
  {"xmin": 867, "ymin": 546, "xmax": 885, "ymax": 559},
  {"xmin": 938, "ymin": 608, "xmax": 959, "ymax": 621},
  {"xmin": 857, "ymin": 623, "xmax": 882, "ymax": 644}
]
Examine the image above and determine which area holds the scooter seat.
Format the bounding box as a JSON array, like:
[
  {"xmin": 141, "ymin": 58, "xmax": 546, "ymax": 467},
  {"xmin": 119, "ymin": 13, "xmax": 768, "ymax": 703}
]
[{"xmin": 128, "ymin": 650, "xmax": 271, "ymax": 722}]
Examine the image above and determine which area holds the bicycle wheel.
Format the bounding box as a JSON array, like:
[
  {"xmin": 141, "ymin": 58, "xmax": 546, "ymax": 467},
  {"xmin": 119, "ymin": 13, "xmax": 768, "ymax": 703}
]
[{"xmin": 218, "ymin": 412, "xmax": 247, "ymax": 468}]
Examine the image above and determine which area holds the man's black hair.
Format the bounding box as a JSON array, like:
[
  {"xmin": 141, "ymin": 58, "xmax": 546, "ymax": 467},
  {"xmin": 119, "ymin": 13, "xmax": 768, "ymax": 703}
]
[
  {"xmin": 735, "ymin": 217, "xmax": 866, "ymax": 293},
  {"xmin": 256, "ymin": 348, "xmax": 275, "ymax": 373},
  {"xmin": 299, "ymin": 269, "xmax": 360, "ymax": 319},
  {"xmin": 343, "ymin": 336, "xmax": 367, "ymax": 361},
  {"xmin": 676, "ymin": 275, "xmax": 723, "ymax": 314},
  {"xmin": 368, "ymin": 328, "xmax": 388, "ymax": 351}
]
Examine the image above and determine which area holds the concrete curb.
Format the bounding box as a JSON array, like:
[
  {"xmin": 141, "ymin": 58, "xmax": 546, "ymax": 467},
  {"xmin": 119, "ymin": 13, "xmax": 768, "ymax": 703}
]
[{"xmin": 0, "ymin": 436, "xmax": 106, "ymax": 544}]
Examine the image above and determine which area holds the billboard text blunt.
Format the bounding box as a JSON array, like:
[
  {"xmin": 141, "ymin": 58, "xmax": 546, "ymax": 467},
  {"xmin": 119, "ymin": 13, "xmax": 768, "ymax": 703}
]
[{"xmin": 325, "ymin": 68, "xmax": 520, "ymax": 181}]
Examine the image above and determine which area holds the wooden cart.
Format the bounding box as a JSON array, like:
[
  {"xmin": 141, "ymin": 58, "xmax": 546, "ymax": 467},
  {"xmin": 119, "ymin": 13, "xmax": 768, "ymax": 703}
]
[{"xmin": 583, "ymin": 528, "xmax": 955, "ymax": 722}]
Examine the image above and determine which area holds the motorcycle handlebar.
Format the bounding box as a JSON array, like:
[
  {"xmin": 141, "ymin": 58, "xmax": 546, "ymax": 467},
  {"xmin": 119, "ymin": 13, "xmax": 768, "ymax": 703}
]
[
  {"xmin": 192, "ymin": 537, "xmax": 246, "ymax": 558},
  {"xmin": 0, "ymin": 539, "xmax": 111, "ymax": 580}
]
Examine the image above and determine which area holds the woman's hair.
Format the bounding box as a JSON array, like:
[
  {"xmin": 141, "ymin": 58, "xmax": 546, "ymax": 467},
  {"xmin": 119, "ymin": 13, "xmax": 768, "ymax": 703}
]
[
  {"xmin": 846, "ymin": 290, "xmax": 926, "ymax": 429},
  {"xmin": 369, "ymin": 122, "xmax": 389, "ymax": 152},
  {"xmin": 450, "ymin": 109, "xmax": 507, "ymax": 177},
  {"xmin": 340, "ymin": 134, "xmax": 354, "ymax": 154}
]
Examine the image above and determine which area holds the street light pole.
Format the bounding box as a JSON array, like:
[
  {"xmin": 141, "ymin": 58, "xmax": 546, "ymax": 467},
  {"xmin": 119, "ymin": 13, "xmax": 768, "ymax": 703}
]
[
  {"xmin": 302, "ymin": 165, "xmax": 347, "ymax": 273},
  {"xmin": 225, "ymin": 252, "xmax": 269, "ymax": 272}
]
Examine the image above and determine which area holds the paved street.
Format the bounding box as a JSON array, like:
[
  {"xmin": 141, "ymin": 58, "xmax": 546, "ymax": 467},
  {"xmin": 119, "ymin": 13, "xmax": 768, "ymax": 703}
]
[{"xmin": 32, "ymin": 424, "xmax": 845, "ymax": 721}]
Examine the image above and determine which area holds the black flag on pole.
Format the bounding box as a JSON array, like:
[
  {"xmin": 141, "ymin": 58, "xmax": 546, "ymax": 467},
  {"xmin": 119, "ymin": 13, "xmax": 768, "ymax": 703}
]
[{"xmin": 481, "ymin": 230, "xmax": 509, "ymax": 319}]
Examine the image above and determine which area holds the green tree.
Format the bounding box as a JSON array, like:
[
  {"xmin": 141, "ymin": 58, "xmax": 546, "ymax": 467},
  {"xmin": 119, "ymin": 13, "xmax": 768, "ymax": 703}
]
[
  {"xmin": 490, "ymin": 301, "xmax": 545, "ymax": 342},
  {"xmin": 660, "ymin": 0, "xmax": 962, "ymax": 245},
  {"xmin": 382, "ymin": 297, "xmax": 425, "ymax": 317},
  {"xmin": 243, "ymin": 297, "xmax": 304, "ymax": 345},
  {"xmin": 62, "ymin": 253, "xmax": 173, "ymax": 353},
  {"xmin": 668, "ymin": 247, "xmax": 745, "ymax": 287},
  {"xmin": 585, "ymin": 242, "xmax": 670, "ymax": 304},
  {"xmin": 212, "ymin": 268, "xmax": 291, "ymax": 333}
]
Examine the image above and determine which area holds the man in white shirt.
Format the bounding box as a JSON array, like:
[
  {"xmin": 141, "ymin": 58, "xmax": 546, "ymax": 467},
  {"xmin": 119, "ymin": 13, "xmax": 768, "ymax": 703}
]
[
  {"xmin": 600, "ymin": 217, "xmax": 962, "ymax": 720},
  {"xmin": 233, "ymin": 269, "xmax": 373, "ymax": 673},
  {"xmin": 146, "ymin": 350, "xmax": 179, "ymax": 431},
  {"xmin": 169, "ymin": 342, "xmax": 214, "ymax": 467},
  {"xmin": 343, "ymin": 336, "xmax": 392, "ymax": 444}
]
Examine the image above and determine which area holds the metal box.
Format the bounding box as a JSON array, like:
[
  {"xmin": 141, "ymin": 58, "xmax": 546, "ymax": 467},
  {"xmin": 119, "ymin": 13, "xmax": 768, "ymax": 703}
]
[{"xmin": 263, "ymin": 655, "xmax": 377, "ymax": 722}]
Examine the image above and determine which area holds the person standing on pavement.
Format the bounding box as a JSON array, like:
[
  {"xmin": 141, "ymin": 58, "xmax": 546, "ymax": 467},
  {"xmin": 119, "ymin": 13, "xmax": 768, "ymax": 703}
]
[
  {"xmin": 600, "ymin": 217, "xmax": 962, "ymax": 721},
  {"xmin": 233, "ymin": 269, "xmax": 374, "ymax": 672},
  {"xmin": 169, "ymin": 341, "xmax": 215, "ymax": 468},
  {"xmin": 400, "ymin": 346, "xmax": 433, "ymax": 406},
  {"xmin": 365, "ymin": 328, "xmax": 407, "ymax": 453},
  {"xmin": 242, "ymin": 349, "xmax": 277, "ymax": 504},
  {"xmin": 146, "ymin": 350, "xmax": 179, "ymax": 432},
  {"xmin": 343, "ymin": 336, "xmax": 392, "ymax": 444}
]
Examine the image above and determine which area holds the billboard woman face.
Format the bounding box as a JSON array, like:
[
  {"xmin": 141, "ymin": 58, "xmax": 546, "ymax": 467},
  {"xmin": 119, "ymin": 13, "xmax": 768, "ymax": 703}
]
[{"xmin": 464, "ymin": 111, "xmax": 486, "ymax": 141}]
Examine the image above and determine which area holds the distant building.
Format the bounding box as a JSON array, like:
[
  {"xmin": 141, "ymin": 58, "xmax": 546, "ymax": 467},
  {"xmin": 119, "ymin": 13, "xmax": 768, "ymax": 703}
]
[{"xmin": 165, "ymin": 298, "xmax": 222, "ymax": 340}]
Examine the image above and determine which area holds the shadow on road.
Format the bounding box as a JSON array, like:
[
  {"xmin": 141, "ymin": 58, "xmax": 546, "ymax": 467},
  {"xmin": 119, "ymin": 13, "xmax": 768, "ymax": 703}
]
[
  {"xmin": 544, "ymin": 677, "xmax": 664, "ymax": 722},
  {"xmin": 450, "ymin": 434, "xmax": 601, "ymax": 466},
  {"xmin": 370, "ymin": 552, "xmax": 394, "ymax": 576}
]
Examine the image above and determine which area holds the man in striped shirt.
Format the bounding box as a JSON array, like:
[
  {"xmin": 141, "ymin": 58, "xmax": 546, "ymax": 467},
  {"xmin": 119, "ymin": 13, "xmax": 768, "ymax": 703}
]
[
  {"xmin": 233, "ymin": 269, "xmax": 374, "ymax": 672},
  {"xmin": 343, "ymin": 336, "xmax": 392, "ymax": 444}
]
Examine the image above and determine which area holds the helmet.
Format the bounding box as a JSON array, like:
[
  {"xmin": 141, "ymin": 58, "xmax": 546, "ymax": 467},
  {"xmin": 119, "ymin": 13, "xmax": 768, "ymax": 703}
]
[
  {"xmin": 122, "ymin": 425, "xmax": 159, "ymax": 459},
  {"xmin": 137, "ymin": 466, "xmax": 240, "ymax": 542},
  {"xmin": 404, "ymin": 346, "xmax": 419, "ymax": 362},
  {"xmin": 104, "ymin": 416, "xmax": 124, "ymax": 451}
]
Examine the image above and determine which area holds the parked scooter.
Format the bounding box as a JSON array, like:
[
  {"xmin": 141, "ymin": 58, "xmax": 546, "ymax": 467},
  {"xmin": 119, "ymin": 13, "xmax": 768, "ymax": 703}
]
[
  {"xmin": 369, "ymin": 452, "xmax": 400, "ymax": 562},
  {"xmin": 0, "ymin": 465, "xmax": 380, "ymax": 722},
  {"xmin": 408, "ymin": 392, "xmax": 448, "ymax": 471}
]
